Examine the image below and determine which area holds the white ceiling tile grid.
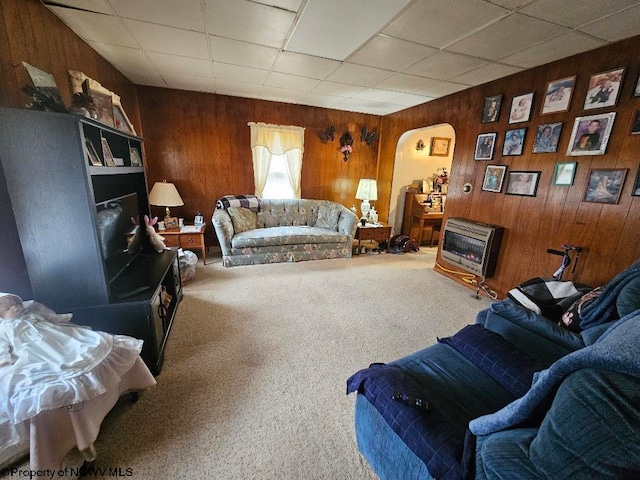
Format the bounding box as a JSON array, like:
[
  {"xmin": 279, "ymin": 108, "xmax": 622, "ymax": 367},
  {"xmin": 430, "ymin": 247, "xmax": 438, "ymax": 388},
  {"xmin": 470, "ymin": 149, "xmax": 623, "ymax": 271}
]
[{"xmin": 44, "ymin": 0, "xmax": 640, "ymax": 115}]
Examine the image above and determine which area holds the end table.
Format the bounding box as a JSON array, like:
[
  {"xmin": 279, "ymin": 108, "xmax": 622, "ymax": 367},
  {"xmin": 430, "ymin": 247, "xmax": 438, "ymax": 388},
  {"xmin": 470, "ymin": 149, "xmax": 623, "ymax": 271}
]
[
  {"xmin": 354, "ymin": 223, "xmax": 392, "ymax": 255},
  {"xmin": 160, "ymin": 223, "xmax": 208, "ymax": 265}
]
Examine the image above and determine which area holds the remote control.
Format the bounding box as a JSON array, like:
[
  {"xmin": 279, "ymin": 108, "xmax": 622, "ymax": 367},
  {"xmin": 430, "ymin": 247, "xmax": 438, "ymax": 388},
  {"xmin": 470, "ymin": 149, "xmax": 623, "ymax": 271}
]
[{"xmin": 392, "ymin": 392, "xmax": 429, "ymax": 411}]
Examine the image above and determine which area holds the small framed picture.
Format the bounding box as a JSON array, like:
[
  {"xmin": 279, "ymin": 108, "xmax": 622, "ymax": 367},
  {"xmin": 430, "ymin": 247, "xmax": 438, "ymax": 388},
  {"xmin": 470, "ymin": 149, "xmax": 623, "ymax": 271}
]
[
  {"xmin": 583, "ymin": 67, "xmax": 625, "ymax": 110},
  {"xmin": 113, "ymin": 104, "xmax": 135, "ymax": 134},
  {"xmin": 505, "ymin": 171, "xmax": 540, "ymax": 196},
  {"xmin": 101, "ymin": 138, "xmax": 117, "ymax": 166},
  {"xmin": 634, "ymin": 72, "xmax": 640, "ymax": 97},
  {"xmin": 583, "ymin": 168, "xmax": 628, "ymax": 204},
  {"xmin": 632, "ymin": 169, "xmax": 640, "ymax": 196},
  {"xmin": 129, "ymin": 147, "xmax": 143, "ymax": 167},
  {"xmin": 84, "ymin": 139, "xmax": 102, "ymax": 166},
  {"xmin": 503, "ymin": 128, "xmax": 526, "ymax": 156},
  {"xmin": 631, "ymin": 109, "xmax": 640, "ymax": 135},
  {"xmin": 482, "ymin": 165, "xmax": 507, "ymax": 193},
  {"xmin": 567, "ymin": 112, "xmax": 616, "ymax": 156},
  {"xmin": 532, "ymin": 122, "xmax": 563, "ymax": 153},
  {"xmin": 83, "ymin": 79, "xmax": 114, "ymax": 128},
  {"xmin": 553, "ymin": 161, "xmax": 577, "ymax": 186},
  {"xmin": 508, "ymin": 92, "xmax": 534, "ymax": 124},
  {"xmin": 22, "ymin": 61, "xmax": 67, "ymax": 112},
  {"xmin": 475, "ymin": 133, "xmax": 497, "ymax": 160},
  {"xmin": 430, "ymin": 137, "xmax": 451, "ymax": 156},
  {"xmin": 482, "ymin": 94, "xmax": 502, "ymax": 123},
  {"xmin": 541, "ymin": 76, "xmax": 576, "ymax": 115},
  {"xmin": 165, "ymin": 217, "xmax": 179, "ymax": 229}
]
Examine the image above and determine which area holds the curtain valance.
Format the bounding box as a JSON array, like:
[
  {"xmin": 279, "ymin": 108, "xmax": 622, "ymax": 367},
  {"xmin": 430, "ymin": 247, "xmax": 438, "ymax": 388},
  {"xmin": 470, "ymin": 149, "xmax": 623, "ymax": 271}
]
[{"xmin": 248, "ymin": 122, "xmax": 305, "ymax": 155}]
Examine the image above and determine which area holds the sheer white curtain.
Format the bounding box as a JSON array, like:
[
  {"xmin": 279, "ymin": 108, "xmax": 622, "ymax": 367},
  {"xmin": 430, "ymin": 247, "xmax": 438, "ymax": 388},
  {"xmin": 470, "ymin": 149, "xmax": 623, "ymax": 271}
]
[{"xmin": 248, "ymin": 122, "xmax": 304, "ymax": 198}]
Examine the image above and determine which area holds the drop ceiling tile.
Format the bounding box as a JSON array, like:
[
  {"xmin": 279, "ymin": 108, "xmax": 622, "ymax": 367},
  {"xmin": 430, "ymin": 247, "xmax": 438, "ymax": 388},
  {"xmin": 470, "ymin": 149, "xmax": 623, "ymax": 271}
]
[
  {"xmin": 447, "ymin": 14, "xmax": 570, "ymax": 60},
  {"xmin": 46, "ymin": 0, "xmax": 111, "ymax": 14},
  {"xmin": 259, "ymin": 85, "xmax": 305, "ymax": 104},
  {"xmin": 49, "ymin": 7, "xmax": 138, "ymax": 47},
  {"xmin": 213, "ymin": 63, "xmax": 270, "ymax": 85},
  {"xmin": 450, "ymin": 62, "xmax": 523, "ymax": 86},
  {"xmin": 117, "ymin": 67, "xmax": 166, "ymax": 86},
  {"xmin": 354, "ymin": 88, "xmax": 409, "ymax": 103},
  {"xmin": 388, "ymin": 93, "xmax": 435, "ymax": 107},
  {"xmin": 404, "ymin": 51, "xmax": 488, "ymax": 80},
  {"xmin": 109, "ymin": 0, "xmax": 205, "ymax": 31},
  {"xmin": 272, "ymin": 52, "xmax": 340, "ymax": 80},
  {"xmin": 578, "ymin": 5, "xmax": 640, "ymax": 42},
  {"xmin": 252, "ymin": 0, "xmax": 303, "ymax": 12},
  {"xmin": 87, "ymin": 42, "xmax": 162, "ymax": 85},
  {"xmin": 325, "ymin": 63, "xmax": 394, "ymax": 87},
  {"xmin": 285, "ymin": 0, "xmax": 411, "ymax": 60},
  {"xmin": 487, "ymin": 0, "xmax": 535, "ymax": 7},
  {"xmin": 311, "ymin": 81, "xmax": 367, "ymax": 98},
  {"xmin": 414, "ymin": 81, "xmax": 471, "ymax": 97},
  {"xmin": 337, "ymin": 98, "xmax": 399, "ymax": 115},
  {"xmin": 264, "ymin": 72, "xmax": 321, "ymax": 92},
  {"xmin": 210, "ymin": 37, "xmax": 279, "ymax": 70},
  {"xmin": 348, "ymin": 35, "xmax": 438, "ymax": 71},
  {"xmin": 298, "ymin": 92, "xmax": 342, "ymax": 109},
  {"xmin": 205, "ymin": 0, "xmax": 295, "ymax": 48},
  {"xmin": 519, "ymin": 0, "xmax": 639, "ymax": 28},
  {"xmin": 382, "ymin": 0, "xmax": 510, "ymax": 49},
  {"xmin": 124, "ymin": 20, "xmax": 209, "ymax": 59},
  {"xmin": 499, "ymin": 32, "xmax": 607, "ymax": 68},
  {"xmin": 215, "ymin": 80, "xmax": 263, "ymax": 99},
  {"xmin": 147, "ymin": 52, "xmax": 213, "ymax": 77},
  {"xmin": 374, "ymin": 73, "xmax": 437, "ymax": 93},
  {"xmin": 159, "ymin": 73, "xmax": 216, "ymax": 93}
]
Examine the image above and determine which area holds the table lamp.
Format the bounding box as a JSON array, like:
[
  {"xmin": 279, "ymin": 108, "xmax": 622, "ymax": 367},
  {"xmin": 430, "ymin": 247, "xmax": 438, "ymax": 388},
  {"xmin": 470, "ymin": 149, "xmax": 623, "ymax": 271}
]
[
  {"xmin": 148, "ymin": 180, "xmax": 184, "ymax": 221},
  {"xmin": 355, "ymin": 178, "xmax": 378, "ymax": 219}
]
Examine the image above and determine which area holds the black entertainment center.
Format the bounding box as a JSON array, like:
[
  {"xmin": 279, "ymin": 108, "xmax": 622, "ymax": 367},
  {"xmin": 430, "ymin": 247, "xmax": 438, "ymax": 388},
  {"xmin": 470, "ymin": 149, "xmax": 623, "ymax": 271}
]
[{"xmin": 0, "ymin": 108, "xmax": 181, "ymax": 374}]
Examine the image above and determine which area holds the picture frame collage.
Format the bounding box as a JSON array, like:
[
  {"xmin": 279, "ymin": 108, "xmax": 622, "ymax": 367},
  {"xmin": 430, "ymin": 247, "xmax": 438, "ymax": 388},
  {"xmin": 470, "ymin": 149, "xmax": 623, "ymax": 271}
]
[{"xmin": 475, "ymin": 64, "xmax": 640, "ymax": 204}]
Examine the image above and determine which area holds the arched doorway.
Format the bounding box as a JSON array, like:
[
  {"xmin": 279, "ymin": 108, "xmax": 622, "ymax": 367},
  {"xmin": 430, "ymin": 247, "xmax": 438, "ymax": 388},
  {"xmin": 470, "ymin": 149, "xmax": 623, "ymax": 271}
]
[{"xmin": 389, "ymin": 124, "xmax": 455, "ymax": 234}]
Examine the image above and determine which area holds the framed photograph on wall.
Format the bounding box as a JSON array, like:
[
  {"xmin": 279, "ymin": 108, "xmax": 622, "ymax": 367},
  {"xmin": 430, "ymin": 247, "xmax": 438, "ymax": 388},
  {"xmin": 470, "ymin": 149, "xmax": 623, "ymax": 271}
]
[
  {"xmin": 553, "ymin": 161, "xmax": 577, "ymax": 186},
  {"xmin": 505, "ymin": 171, "xmax": 540, "ymax": 196},
  {"xmin": 631, "ymin": 109, "xmax": 640, "ymax": 135},
  {"xmin": 508, "ymin": 92, "xmax": 534, "ymax": 124},
  {"xmin": 583, "ymin": 67, "xmax": 625, "ymax": 110},
  {"xmin": 541, "ymin": 76, "xmax": 575, "ymax": 114},
  {"xmin": 567, "ymin": 112, "xmax": 616, "ymax": 156},
  {"xmin": 632, "ymin": 169, "xmax": 640, "ymax": 196},
  {"xmin": 532, "ymin": 122, "xmax": 562, "ymax": 153},
  {"xmin": 583, "ymin": 168, "xmax": 627, "ymax": 204},
  {"xmin": 482, "ymin": 165, "xmax": 507, "ymax": 193},
  {"xmin": 430, "ymin": 137, "xmax": 451, "ymax": 156},
  {"xmin": 482, "ymin": 95, "xmax": 502, "ymax": 123},
  {"xmin": 474, "ymin": 133, "xmax": 497, "ymax": 160},
  {"xmin": 502, "ymin": 128, "xmax": 526, "ymax": 156}
]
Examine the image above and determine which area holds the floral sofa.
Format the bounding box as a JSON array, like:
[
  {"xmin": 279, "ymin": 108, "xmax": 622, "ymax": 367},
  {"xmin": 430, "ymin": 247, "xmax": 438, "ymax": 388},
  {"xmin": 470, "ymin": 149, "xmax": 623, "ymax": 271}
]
[{"xmin": 212, "ymin": 197, "xmax": 358, "ymax": 267}]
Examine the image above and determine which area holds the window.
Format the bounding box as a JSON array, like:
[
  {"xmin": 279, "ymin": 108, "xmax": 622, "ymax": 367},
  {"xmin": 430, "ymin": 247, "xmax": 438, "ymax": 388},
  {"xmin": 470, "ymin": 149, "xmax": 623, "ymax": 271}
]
[{"xmin": 261, "ymin": 154, "xmax": 295, "ymax": 199}]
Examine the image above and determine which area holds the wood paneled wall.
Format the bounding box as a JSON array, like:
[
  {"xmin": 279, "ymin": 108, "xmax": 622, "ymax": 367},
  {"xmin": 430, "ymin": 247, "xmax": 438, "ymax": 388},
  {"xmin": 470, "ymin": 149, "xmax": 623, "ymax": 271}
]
[
  {"xmin": 379, "ymin": 36, "xmax": 640, "ymax": 298},
  {"xmin": 0, "ymin": 0, "xmax": 140, "ymax": 132},
  {"xmin": 136, "ymin": 87, "xmax": 382, "ymax": 245}
]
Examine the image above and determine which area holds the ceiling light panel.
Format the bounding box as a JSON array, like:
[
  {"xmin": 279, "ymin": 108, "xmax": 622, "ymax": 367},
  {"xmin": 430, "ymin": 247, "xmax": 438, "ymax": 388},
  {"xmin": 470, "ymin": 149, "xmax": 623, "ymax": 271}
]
[
  {"xmin": 285, "ymin": 0, "xmax": 412, "ymax": 61},
  {"xmin": 108, "ymin": 0, "xmax": 205, "ymax": 32},
  {"xmin": 205, "ymin": 0, "xmax": 296, "ymax": 48}
]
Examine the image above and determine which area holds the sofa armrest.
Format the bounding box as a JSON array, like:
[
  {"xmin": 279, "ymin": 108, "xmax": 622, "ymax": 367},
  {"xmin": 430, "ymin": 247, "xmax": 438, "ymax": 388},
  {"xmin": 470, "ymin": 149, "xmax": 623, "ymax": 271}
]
[
  {"xmin": 337, "ymin": 205, "xmax": 358, "ymax": 245},
  {"xmin": 212, "ymin": 208, "xmax": 234, "ymax": 256},
  {"xmin": 479, "ymin": 299, "xmax": 585, "ymax": 365}
]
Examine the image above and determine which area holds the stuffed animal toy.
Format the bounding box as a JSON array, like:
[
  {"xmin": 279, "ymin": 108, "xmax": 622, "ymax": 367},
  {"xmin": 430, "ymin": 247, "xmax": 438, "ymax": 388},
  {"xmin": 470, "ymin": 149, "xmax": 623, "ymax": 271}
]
[{"xmin": 145, "ymin": 215, "xmax": 168, "ymax": 253}]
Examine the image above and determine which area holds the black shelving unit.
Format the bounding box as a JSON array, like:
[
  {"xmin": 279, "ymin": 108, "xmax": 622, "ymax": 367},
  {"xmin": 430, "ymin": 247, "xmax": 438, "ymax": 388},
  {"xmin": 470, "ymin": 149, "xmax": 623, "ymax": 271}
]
[{"xmin": 0, "ymin": 108, "xmax": 181, "ymax": 374}]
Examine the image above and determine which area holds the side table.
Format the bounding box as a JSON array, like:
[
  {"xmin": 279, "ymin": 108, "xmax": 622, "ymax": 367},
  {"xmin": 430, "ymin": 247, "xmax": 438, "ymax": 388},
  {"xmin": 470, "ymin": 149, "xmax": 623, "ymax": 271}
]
[
  {"xmin": 160, "ymin": 223, "xmax": 208, "ymax": 265},
  {"xmin": 354, "ymin": 223, "xmax": 392, "ymax": 255}
]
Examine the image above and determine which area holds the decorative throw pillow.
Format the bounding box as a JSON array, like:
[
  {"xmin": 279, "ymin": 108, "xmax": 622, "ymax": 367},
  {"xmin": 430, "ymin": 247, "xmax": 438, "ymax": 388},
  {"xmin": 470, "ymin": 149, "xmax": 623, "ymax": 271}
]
[
  {"xmin": 560, "ymin": 287, "xmax": 602, "ymax": 332},
  {"xmin": 616, "ymin": 276, "xmax": 640, "ymax": 318},
  {"xmin": 315, "ymin": 205, "xmax": 340, "ymax": 230},
  {"xmin": 227, "ymin": 207, "xmax": 258, "ymax": 233}
]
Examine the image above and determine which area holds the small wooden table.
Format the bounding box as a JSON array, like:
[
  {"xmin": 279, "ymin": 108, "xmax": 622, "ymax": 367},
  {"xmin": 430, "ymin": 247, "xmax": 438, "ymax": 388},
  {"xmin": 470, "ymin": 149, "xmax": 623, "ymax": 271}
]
[
  {"xmin": 161, "ymin": 223, "xmax": 208, "ymax": 265},
  {"xmin": 354, "ymin": 223, "xmax": 392, "ymax": 255}
]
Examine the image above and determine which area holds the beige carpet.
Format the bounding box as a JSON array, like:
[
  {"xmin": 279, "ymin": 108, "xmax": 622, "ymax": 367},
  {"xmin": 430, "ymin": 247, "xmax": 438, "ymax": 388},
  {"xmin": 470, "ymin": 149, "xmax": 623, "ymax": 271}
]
[{"xmin": 51, "ymin": 249, "xmax": 492, "ymax": 478}]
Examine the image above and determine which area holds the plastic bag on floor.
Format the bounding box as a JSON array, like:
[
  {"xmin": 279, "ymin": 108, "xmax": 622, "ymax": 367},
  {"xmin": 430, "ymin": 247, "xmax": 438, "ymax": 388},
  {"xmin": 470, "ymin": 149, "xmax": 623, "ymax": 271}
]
[{"xmin": 178, "ymin": 249, "xmax": 197, "ymax": 284}]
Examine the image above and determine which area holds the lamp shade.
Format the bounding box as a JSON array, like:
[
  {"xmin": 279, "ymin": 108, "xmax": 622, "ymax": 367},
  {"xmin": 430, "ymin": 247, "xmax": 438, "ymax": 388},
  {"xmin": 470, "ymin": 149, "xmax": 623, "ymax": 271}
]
[
  {"xmin": 355, "ymin": 179, "xmax": 378, "ymax": 201},
  {"xmin": 148, "ymin": 181, "xmax": 184, "ymax": 207}
]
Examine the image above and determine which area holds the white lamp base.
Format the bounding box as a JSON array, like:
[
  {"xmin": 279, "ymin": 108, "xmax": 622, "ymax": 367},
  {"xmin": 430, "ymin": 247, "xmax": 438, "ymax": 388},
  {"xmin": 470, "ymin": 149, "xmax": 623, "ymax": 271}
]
[{"xmin": 360, "ymin": 200, "xmax": 371, "ymax": 220}]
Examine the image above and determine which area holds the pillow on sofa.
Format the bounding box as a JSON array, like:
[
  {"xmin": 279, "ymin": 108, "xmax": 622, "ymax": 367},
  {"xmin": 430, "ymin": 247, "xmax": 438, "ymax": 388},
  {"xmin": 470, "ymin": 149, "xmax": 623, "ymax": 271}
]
[
  {"xmin": 439, "ymin": 324, "xmax": 545, "ymax": 398},
  {"xmin": 315, "ymin": 205, "xmax": 340, "ymax": 230},
  {"xmin": 560, "ymin": 287, "xmax": 602, "ymax": 332},
  {"xmin": 228, "ymin": 207, "xmax": 258, "ymax": 233},
  {"xmin": 616, "ymin": 276, "xmax": 640, "ymax": 318}
]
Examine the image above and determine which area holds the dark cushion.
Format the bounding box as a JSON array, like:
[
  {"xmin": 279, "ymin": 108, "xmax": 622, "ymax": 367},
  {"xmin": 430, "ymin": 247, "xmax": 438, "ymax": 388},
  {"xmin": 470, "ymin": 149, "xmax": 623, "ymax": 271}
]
[
  {"xmin": 475, "ymin": 429, "xmax": 543, "ymax": 479},
  {"xmin": 617, "ymin": 276, "xmax": 640, "ymax": 318},
  {"xmin": 439, "ymin": 324, "xmax": 544, "ymax": 398},
  {"xmin": 530, "ymin": 369, "xmax": 640, "ymax": 478},
  {"xmin": 560, "ymin": 287, "xmax": 602, "ymax": 332}
]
